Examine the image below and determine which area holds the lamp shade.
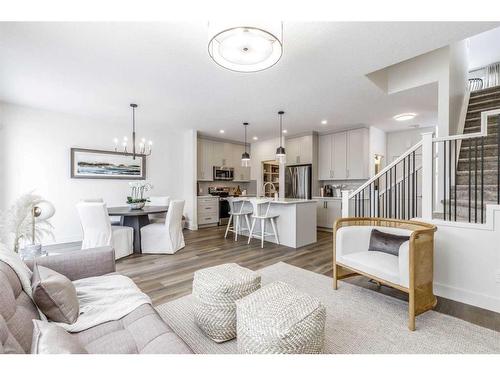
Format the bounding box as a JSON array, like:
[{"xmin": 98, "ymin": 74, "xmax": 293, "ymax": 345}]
[
  {"xmin": 34, "ymin": 200, "xmax": 56, "ymax": 221},
  {"xmin": 208, "ymin": 21, "xmax": 283, "ymax": 72}
]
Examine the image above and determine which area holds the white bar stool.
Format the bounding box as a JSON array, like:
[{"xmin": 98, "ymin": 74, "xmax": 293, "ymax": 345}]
[
  {"xmin": 247, "ymin": 199, "xmax": 279, "ymax": 248},
  {"xmin": 224, "ymin": 198, "xmax": 253, "ymax": 241}
]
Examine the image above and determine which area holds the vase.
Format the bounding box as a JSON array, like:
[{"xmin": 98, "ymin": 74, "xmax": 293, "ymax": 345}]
[{"xmin": 128, "ymin": 202, "xmax": 145, "ymax": 210}]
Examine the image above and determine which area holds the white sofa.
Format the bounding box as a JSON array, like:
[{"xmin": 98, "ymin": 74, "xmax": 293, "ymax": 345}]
[{"xmin": 333, "ymin": 217, "xmax": 437, "ymax": 331}]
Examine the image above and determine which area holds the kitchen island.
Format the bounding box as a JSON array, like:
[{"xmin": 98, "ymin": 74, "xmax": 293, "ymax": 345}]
[{"xmin": 234, "ymin": 198, "xmax": 317, "ymax": 248}]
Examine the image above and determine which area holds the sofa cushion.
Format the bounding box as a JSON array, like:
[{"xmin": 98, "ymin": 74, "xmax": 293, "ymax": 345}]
[
  {"xmin": 339, "ymin": 251, "xmax": 401, "ymax": 286},
  {"xmin": 74, "ymin": 304, "xmax": 193, "ymax": 354},
  {"xmin": 31, "ymin": 320, "xmax": 87, "ymax": 354},
  {"xmin": 32, "ymin": 264, "xmax": 79, "ymax": 324},
  {"xmin": 0, "ymin": 315, "xmax": 24, "ymax": 354},
  {"xmin": 0, "ymin": 262, "xmax": 40, "ymax": 353},
  {"xmin": 368, "ymin": 229, "xmax": 409, "ymax": 257}
]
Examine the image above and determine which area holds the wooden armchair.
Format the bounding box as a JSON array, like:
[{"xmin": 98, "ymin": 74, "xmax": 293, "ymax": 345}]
[{"xmin": 333, "ymin": 217, "xmax": 437, "ymax": 331}]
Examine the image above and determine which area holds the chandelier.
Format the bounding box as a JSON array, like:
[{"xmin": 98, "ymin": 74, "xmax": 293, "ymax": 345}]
[
  {"xmin": 208, "ymin": 22, "xmax": 283, "ymax": 73},
  {"xmin": 113, "ymin": 103, "xmax": 152, "ymax": 159}
]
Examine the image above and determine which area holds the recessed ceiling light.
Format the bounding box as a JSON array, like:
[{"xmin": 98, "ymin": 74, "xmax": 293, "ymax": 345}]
[
  {"xmin": 282, "ymin": 129, "xmax": 288, "ymax": 134},
  {"xmin": 393, "ymin": 113, "xmax": 417, "ymax": 121},
  {"xmin": 321, "ymin": 120, "xmax": 328, "ymax": 125},
  {"xmin": 252, "ymin": 136, "xmax": 258, "ymax": 140},
  {"xmin": 219, "ymin": 129, "xmax": 225, "ymax": 134}
]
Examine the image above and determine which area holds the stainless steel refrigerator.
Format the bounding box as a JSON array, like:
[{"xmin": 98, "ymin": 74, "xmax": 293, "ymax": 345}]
[{"xmin": 285, "ymin": 164, "xmax": 312, "ymax": 199}]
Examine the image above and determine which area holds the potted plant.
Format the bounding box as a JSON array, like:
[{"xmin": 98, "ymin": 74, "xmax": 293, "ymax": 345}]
[{"xmin": 127, "ymin": 181, "xmax": 153, "ymax": 210}]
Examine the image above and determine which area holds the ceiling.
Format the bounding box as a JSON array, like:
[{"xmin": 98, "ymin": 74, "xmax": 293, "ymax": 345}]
[{"xmin": 0, "ymin": 22, "xmax": 498, "ymax": 142}]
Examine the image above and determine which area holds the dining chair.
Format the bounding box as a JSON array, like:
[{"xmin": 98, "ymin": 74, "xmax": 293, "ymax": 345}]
[
  {"xmin": 140, "ymin": 200, "xmax": 185, "ymax": 254},
  {"xmin": 82, "ymin": 198, "xmax": 121, "ymax": 225},
  {"xmin": 247, "ymin": 199, "xmax": 280, "ymax": 248},
  {"xmin": 146, "ymin": 196, "xmax": 170, "ymax": 224},
  {"xmin": 224, "ymin": 197, "xmax": 253, "ymax": 241},
  {"xmin": 76, "ymin": 201, "xmax": 133, "ymax": 259}
]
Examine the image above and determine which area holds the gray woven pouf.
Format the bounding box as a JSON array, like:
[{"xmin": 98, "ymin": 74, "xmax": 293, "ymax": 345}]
[
  {"xmin": 236, "ymin": 281, "xmax": 326, "ymax": 354},
  {"xmin": 192, "ymin": 263, "xmax": 261, "ymax": 342}
]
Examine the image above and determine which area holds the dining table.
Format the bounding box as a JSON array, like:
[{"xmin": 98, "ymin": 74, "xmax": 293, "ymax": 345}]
[{"xmin": 107, "ymin": 205, "xmax": 168, "ymax": 253}]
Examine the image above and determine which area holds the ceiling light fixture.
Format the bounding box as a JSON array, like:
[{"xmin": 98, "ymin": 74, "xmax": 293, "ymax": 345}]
[
  {"xmin": 208, "ymin": 22, "xmax": 283, "ymax": 73},
  {"xmin": 219, "ymin": 129, "xmax": 225, "ymax": 134},
  {"xmin": 393, "ymin": 113, "xmax": 417, "ymax": 122},
  {"xmin": 282, "ymin": 129, "xmax": 287, "ymax": 134},
  {"xmin": 275, "ymin": 111, "xmax": 286, "ymax": 164},
  {"xmin": 113, "ymin": 104, "xmax": 152, "ymax": 159},
  {"xmin": 252, "ymin": 136, "xmax": 258, "ymax": 141},
  {"xmin": 241, "ymin": 122, "xmax": 251, "ymax": 167},
  {"xmin": 321, "ymin": 120, "xmax": 328, "ymax": 125}
]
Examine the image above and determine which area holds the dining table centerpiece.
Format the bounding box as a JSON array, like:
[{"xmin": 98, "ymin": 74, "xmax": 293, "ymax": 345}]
[{"xmin": 127, "ymin": 181, "xmax": 153, "ymax": 210}]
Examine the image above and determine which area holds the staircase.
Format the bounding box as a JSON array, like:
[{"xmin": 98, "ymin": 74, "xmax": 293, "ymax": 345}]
[{"xmin": 448, "ymin": 86, "xmax": 500, "ymax": 222}]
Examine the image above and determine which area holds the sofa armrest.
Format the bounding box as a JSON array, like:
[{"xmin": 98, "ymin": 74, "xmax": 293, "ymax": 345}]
[{"xmin": 25, "ymin": 246, "xmax": 116, "ymax": 281}]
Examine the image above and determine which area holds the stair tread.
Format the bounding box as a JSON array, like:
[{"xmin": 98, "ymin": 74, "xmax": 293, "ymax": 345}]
[{"xmin": 466, "ymin": 105, "xmax": 500, "ymax": 114}]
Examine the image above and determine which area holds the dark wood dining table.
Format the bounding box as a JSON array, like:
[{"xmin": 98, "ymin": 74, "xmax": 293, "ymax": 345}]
[{"xmin": 107, "ymin": 206, "xmax": 168, "ymax": 253}]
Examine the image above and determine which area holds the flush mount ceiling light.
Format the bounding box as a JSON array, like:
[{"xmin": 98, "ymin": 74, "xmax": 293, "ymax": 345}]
[
  {"xmin": 393, "ymin": 113, "xmax": 417, "ymax": 122},
  {"xmin": 219, "ymin": 129, "xmax": 225, "ymax": 134},
  {"xmin": 321, "ymin": 120, "xmax": 328, "ymax": 125},
  {"xmin": 275, "ymin": 111, "xmax": 286, "ymax": 164},
  {"xmin": 208, "ymin": 22, "xmax": 283, "ymax": 73},
  {"xmin": 241, "ymin": 122, "xmax": 251, "ymax": 167},
  {"xmin": 252, "ymin": 136, "xmax": 258, "ymax": 141}
]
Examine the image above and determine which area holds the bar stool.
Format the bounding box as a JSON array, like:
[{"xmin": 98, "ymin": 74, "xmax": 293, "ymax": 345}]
[
  {"xmin": 224, "ymin": 198, "xmax": 253, "ymax": 241},
  {"xmin": 247, "ymin": 199, "xmax": 279, "ymax": 248}
]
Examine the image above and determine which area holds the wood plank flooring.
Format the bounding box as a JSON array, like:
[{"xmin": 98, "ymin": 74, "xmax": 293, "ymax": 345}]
[{"xmin": 117, "ymin": 226, "xmax": 499, "ymax": 332}]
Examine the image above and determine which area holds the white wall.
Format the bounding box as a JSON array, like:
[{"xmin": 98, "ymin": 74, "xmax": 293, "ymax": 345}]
[
  {"xmin": 386, "ymin": 126, "xmax": 435, "ymax": 163},
  {"xmin": 368, "ymin": 126, "xmax": 386, "ymax": 177},
  {"xmin": 0, "ymin": 102, "xmax": 196, "ymax": 244},
  {"xmin": 429, "ymin": 206, "xmax": 500, "ymax": 313},
  {"xmin": 448, "ymin": 40, "xmax": 469, "ymax": 136}
]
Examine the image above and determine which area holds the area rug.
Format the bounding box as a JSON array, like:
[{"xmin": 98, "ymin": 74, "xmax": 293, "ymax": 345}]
[{"xmin": 156, "ymin": 262, "xmax": 500, "ymax": 354}]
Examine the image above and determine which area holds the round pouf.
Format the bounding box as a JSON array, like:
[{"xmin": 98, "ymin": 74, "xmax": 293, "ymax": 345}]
[
  {"xmin": 192, "ymin": 263, "xmax": 261, "ymax": 342},
  {"xmin": 236, "ymin": 281, "xmax": 326, "ymax": 354}
]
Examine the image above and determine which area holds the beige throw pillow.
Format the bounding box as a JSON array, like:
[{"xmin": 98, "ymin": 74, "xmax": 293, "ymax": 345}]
[
  {"xmin": 32, "ymin": 263, "xmax": 79, "ymax": 324},
  {"xmin": 31, "ymin": 320, "xmax": 87, "ymax": 354}
]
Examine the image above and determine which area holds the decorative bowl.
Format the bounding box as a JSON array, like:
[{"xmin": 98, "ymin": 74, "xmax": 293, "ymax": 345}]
[{"xmin": 128, "ymin": 202, "xmax": 145, "ymax": 210}]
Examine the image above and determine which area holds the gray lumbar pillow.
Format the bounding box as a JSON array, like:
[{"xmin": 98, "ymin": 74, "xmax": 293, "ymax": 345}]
[
  {"xmin": 32, "ymin": 263, "xmax": 79, "ymax": 324},
  {"xmin": 31, "ymin": 320, "xmax": 87, "ymax": 354},
  {"xmin": 368, "ymin": 229, "xmax": 410, "ymax": 257}
]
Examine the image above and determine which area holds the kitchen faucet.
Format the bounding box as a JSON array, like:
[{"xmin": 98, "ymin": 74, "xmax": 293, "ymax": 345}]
[{"xmin": 262, "ymin": 182, "xmax": 278, "ymax": 199}]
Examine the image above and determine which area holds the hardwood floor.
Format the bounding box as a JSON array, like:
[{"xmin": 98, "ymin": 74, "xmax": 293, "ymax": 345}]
[{"xmin": 117, "ymin": 226, "xmax": 500, "ymax": 332}]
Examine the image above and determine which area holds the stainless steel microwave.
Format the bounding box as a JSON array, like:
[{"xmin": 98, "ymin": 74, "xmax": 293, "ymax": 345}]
[{"xmin": 213, "ymin": 166, "xmax": 234, "ymax": 181}]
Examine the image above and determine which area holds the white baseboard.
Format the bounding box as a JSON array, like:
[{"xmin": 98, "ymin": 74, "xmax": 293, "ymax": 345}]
[{"xmin": 434, "ymin": 282, "xmax": 500, "ymax": 313}]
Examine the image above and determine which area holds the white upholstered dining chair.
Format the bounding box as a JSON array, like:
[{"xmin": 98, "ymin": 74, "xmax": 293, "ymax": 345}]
[
  {"xmin": 140, "ymin": 200, "xmax": 185, "ymax": 254},
  {"xmin": 76, "ymin": 201, "xmax": 133, "ymax": 260},
  {"xmin": 146, "ymin": 196, "xmax": 170, "ymax": 224}
]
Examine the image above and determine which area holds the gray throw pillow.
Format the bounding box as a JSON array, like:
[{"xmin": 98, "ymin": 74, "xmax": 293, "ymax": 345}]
[
  {"xmin": 32, "ymin": 263, "xmax": 79, "ymax": 324},
  {"xmin": 368, "ymin": 229, "xmax": 409, "ymax": 257},
  {"xmin": 31, "ymin": 320, "xmax": 87, "ymax": 354}
]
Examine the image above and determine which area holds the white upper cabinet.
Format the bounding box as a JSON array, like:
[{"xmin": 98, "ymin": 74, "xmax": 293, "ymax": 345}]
[
  {"xmin": 346, "ymin": 128, "xmax": 369, "ymax": 179},
  {"xmin": 197, "ymin": 138, "xmax": 251, "ymax": 181},
  {"xmin": 286, "ymin": 135, "xmax": 313, "ymax": 165},
  {"xmin": 318, "ymin": 134, "xmax": 332, "ymax": 180},
  {"xmin": 318, "ymin": 128, "xmax": 368, "ymax": 180}
]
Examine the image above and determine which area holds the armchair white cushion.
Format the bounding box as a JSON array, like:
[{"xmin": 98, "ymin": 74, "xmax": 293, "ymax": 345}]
[
  {"xmin": 140, "ymin": 200, "xmax": 185, "ymax": 254},
  {"xmin": 76, "ymin": 202, "xmax": 133, "ymax": 260},
  {"xmin": 335, "ymin": 226, "xmax": 411, "ymax": 288}
]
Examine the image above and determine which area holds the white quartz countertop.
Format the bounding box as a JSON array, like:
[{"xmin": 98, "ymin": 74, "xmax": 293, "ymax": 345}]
[
  {"xmin": 312, "ymin": 196, "xmax": 342, "ymax": 200},
  {"xmin": 236, "ymin": 197, "xmax": 317, "ymax": 204}
]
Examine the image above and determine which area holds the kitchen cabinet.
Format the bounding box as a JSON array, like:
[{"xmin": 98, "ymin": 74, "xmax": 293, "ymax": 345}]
[
  {"xmin": 197, "ymin": 196, "xmax": 219, "ymax": 227},
  {"xmin": 286, "ymin": 135, "xmax": 313, "ymax": 165},
  {"xmin": 318, "ymin": 128, "xmax": 368, "ymax": 180},
  {"xmin": 316, "ymin": 199, "xmax": 342, "ymax": 229},
  {"xmin": 197, "ymin": 138, "xmax": 252, "ymax": 181}
]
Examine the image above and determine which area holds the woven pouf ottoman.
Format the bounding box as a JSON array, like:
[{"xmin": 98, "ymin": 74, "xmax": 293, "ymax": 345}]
[
  {"xmin": 192, "ymin": 263, "xmax": 261, "ymax": 342},
  {"xmin": 236, "ymin": 281, "xmax": 326, "ymax": 354}
]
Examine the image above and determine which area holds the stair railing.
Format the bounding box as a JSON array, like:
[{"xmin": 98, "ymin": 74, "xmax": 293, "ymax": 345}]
[{"xmin": 432, "ymin": 109, "xmax": 500, "ymax": 223}]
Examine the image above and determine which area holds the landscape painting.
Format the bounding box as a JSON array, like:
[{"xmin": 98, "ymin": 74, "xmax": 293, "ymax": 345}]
[{"xmin": 71, "ymin": 148, "xmax": 146, "ymax": 179}]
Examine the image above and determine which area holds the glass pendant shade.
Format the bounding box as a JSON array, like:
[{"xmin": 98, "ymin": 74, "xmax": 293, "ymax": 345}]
[
  {"xmin": 208, "ymin": 22, "xmax": 283, "ymax": 72},
  {"xmin": 275, "ymin": 146, "xmax": 286, "ymax": 164},
  {"xmin": 241, "ymin": 152, "xmax": 251, "ymax": 167}
]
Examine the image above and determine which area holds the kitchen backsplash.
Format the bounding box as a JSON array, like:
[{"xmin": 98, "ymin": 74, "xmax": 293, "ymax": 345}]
[
  {"xmin": 198, "ymin": 180, "xmax": 257, "ymax": 196},
  {"xmin": 319, "ymin": 179, "xmax": 366, "ymax": 193}
]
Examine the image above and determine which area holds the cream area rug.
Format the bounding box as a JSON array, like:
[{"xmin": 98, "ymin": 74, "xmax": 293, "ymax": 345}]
[{"xmin": 156, "ymin": 262, "xmax": 500, "ymax": 354}]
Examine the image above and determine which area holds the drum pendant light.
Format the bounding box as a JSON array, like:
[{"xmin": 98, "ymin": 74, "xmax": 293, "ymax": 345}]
[
  {"xmin": 275, "ymin": 111, "xmax": 286, "ymax": 164},
  {"xmin": 241, "ymin": 122, "xmax": 251, "ymax": 167}
]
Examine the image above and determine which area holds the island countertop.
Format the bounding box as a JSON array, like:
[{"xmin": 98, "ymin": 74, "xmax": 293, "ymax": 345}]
[{"xmin": 236, "ymin": 197, "xmax": 317, "ymax": 205}]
